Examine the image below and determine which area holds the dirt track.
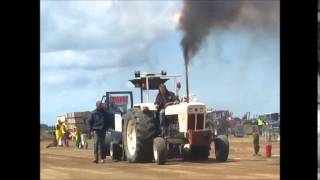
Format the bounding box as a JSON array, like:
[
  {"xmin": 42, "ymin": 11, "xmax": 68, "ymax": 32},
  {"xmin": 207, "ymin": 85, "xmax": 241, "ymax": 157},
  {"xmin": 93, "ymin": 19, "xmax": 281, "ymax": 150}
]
[{"xmin": 41, "ymin": 136, "xmax": 279, "ymax": 180}]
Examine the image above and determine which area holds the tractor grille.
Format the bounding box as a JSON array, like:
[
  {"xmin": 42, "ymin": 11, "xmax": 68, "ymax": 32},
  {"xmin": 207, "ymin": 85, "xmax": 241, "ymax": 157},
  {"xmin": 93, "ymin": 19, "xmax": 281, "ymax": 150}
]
[
  {"xmin": 188, "ymin": 114, "xmax": 195, "ymax": 130},
  {"xmin": 196, "ymin": 114, "xmax": 204, "ymax": 129},
  {"xmin": 188, "ymin": 114, "xmax": 204, "ymax": 130}
]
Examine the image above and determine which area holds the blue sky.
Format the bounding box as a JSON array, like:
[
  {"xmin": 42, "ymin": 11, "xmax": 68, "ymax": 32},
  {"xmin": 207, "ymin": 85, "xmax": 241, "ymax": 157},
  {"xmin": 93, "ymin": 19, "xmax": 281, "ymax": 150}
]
[{"xmin": 41, "ymin": 1, "xmax": 279, "ymax": 125}]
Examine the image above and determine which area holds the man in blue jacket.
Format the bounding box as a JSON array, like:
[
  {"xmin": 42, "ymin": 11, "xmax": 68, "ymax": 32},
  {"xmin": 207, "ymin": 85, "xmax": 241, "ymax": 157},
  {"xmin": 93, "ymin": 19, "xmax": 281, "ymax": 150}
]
[
  {"xmin": 154, "ymin": 83, "xmax": 179, "ymax": 136},
  {"xmin": 88, "ymin": 101, "xmax": 112, "ymax": 163}
]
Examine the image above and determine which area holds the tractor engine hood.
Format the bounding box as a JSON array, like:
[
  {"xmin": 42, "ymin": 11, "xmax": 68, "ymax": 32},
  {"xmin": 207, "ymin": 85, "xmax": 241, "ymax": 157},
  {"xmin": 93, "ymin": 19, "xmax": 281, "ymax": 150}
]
[
  {"xmin": 165, "ymin": 102, "xmax": 206, "ymax": 115},
  {"xmin": 165, "ymin": 102, "xmax": 207, "ymax": 133}
]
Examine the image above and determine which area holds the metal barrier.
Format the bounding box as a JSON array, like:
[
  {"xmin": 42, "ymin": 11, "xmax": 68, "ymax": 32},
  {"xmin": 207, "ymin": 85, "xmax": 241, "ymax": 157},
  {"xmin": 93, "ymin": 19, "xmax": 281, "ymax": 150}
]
[{"xmin": 263, "ymin": 125, "xmax": 280, "ymax": 142}]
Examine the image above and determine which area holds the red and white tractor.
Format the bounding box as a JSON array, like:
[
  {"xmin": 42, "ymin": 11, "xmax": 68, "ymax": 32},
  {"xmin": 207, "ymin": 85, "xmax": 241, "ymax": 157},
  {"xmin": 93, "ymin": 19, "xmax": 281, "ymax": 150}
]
[{"xmin": 112, "ymin": 71, "xmax": 229, "ymax": 164}]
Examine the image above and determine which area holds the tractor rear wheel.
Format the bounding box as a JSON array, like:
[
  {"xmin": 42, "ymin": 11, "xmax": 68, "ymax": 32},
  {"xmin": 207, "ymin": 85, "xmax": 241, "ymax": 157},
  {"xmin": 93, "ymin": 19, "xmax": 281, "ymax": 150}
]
[
  {"xmin": 123, "ymin": 109, "xmax": 156, "ymax": 162},
  {"xmin": 153, "ymin": 137, "xmax": 167, "ymax": 165},
  {"xmin": 214, "ymin": 135, "xmax": 229, "ymax": 162}
]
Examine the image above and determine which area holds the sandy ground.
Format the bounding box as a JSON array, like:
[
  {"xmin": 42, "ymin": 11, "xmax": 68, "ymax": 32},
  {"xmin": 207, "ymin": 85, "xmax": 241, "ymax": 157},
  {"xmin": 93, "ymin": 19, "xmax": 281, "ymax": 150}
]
[{"xmin": 41, "ymin": 136, "xmax": 279, "ymax": 180}]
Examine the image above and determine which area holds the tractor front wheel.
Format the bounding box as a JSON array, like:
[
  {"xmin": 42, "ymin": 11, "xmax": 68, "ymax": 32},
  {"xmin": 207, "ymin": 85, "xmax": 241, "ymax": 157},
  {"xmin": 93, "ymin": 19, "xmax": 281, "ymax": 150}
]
[
  {"xmin": 214, "ymin": 135, "xmax": 229, "ymax": 162},
  {"xmin": 110, "ymin": 141, "xmax": 121, "ymax": 161},
  {"xmin": 153, "ymin": 137, "xmax": 167, "ymax": 165}
]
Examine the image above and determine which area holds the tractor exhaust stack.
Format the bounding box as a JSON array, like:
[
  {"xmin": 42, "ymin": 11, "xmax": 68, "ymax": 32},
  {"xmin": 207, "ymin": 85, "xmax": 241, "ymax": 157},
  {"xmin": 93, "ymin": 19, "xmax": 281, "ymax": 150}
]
[
  {"xmin": 184, "ymin": 47, "xmax": 189, "ymax": 103},
  {"xmin": 185, "ymin": 61, "xmax": 189, "ymax": 103}
]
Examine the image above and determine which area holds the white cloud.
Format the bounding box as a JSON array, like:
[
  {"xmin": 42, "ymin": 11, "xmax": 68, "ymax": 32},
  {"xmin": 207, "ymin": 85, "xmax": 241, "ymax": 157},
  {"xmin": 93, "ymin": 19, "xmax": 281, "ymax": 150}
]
[
  {"xmin": 41, "ymin": 1, "xmax": 181, "ymax": 94},
  {"xmin": 41, "ymin": 1, "xmax": 181, "ymax": 52},
  {"xmin": 43, "ymin": 75, "xmax": 69, "ymax": 86}
]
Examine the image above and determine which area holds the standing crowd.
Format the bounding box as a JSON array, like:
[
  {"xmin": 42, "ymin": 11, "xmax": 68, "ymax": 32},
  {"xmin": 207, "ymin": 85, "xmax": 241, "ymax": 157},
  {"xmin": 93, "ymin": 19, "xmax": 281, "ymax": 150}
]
[{"xmin": 46, "ymin": 119, "xmax": 89, "ymax": 149}]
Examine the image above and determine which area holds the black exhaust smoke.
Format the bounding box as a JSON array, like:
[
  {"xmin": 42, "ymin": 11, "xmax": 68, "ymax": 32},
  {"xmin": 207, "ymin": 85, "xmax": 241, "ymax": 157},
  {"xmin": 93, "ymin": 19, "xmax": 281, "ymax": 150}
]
[
  {"xmin": 179, "ymin": 0, "xmax": 242, "ymax": 62},
  {"xmin": 178, "ymin": 0, "xmax": 279, "ymax": 100}
]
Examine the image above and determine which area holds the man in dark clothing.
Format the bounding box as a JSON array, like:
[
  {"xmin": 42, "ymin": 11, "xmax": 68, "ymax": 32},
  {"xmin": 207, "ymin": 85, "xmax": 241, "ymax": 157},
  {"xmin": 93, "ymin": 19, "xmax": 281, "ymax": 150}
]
[
  {"xmin": 154, "ymin": 83, "xmax": 179, "ymax": 136},
  {"xmin": 88, "ymin": 101, "xmax": 112, "ymax": 163},
  {"xmin": 252, "ymin": 125, "xmax": 260, "ymax": 156}
]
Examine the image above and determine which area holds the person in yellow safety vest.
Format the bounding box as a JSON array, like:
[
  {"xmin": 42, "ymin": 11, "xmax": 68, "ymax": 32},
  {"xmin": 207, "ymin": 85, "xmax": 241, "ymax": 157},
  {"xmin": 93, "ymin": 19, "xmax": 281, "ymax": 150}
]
[
  {"xmin": 55, "ymin": 120, "xmax": 63, "ymax": 146},
  {"xmin": 257, "ymin": 118, "xmax": 264, "ymax": 135},
  {"xmin": 61, "ymin": 122, "xmax": 69, "ymax": 147}
]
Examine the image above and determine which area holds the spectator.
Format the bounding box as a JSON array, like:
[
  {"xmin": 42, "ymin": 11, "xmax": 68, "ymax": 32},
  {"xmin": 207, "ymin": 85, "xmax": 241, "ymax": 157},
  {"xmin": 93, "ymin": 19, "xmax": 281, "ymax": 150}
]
[
  {"xmin": 75, "ymin": 126, "xmax": 82, "ymax": 148},
  {"xmin": 61, "ymin": 122, "xmax": 69, "ymax": 147},
  {"xmin": 252, "ymin": 125, "xmax": 260, "ymax": 156},
  {"xmin": 55, "ymin": 120, "xmax": 63, "ymax": 147},
  {"xmin": 88, "ymin": 101, "xmax": 112, "ymax": 163},
  {"xmin": 257, "ymin": 117, "xmax": 264, "ymax": 135}
]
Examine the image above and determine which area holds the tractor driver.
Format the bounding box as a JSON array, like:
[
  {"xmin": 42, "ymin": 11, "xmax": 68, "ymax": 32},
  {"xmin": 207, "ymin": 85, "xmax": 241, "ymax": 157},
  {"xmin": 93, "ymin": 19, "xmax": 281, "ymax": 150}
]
[{"xmin": 154, "ymin": 83, "xmax": 179, "ymax": 136}]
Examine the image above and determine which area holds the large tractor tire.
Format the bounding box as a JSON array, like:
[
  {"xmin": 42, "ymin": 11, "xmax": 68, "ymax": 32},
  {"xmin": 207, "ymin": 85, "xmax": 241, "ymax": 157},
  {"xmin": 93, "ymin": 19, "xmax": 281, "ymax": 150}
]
[
  {"xmin": 123, "ymin": 109, "xmax": 157, "ymax": 162},
  {"xmin": 153, "ymin": 137, "xmax": 167, "ymax": 165},
  {"xmin": 214, "ymin": 135, "xmax": 229, "ymax": 162}
]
